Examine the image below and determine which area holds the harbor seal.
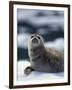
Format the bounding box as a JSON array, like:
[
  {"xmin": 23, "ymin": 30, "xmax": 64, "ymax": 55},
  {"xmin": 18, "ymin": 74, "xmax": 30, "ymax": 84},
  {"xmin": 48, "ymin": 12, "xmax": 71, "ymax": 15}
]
[{"xmin": 24, "ymin": 33, "xmax": 64, "ymax": 75}]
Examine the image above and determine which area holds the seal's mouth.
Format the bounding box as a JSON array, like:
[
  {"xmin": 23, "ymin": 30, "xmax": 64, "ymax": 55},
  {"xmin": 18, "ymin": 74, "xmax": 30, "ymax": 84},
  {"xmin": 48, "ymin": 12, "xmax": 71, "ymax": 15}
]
[{"xmin": 32, "ymin": 38, "xmax": 38, "ymax": 44}]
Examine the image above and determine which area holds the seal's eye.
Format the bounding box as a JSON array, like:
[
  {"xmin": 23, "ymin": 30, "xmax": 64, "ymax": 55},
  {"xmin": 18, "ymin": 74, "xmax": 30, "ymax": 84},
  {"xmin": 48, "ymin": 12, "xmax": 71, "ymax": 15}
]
[
  {"xmin": 31, "ymin": 35, "xmax": 34, "ymax": 39},
  {"xmin": 37, "ymin": 36, "xmax": 40, "ymax": 39}
]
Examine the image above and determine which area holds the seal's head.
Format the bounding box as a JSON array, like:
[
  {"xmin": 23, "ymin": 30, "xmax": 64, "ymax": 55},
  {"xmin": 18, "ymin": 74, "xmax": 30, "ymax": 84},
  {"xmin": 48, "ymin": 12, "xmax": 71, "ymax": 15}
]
[
  {"xmin": 28, "ymin": 34, "xmax": 44, "ymax": 57},
  {"xmin": 28, "ymin": 34, "xmax": 44, "ymax": 49}
]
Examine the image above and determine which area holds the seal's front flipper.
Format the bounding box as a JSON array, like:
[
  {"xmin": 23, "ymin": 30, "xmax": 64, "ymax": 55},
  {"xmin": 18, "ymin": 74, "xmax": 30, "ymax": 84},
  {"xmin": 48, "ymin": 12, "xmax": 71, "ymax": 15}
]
[{"xmin": 24, "ymin": 66, "xmax": 34, "ymax": 75}]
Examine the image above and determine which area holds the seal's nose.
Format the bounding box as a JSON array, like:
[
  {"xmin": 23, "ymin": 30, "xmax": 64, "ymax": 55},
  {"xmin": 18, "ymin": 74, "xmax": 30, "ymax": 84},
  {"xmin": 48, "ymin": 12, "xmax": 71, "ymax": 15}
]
[{"xmin": 32, "ymin": 38, "xmax": 38, "ymax": 43}]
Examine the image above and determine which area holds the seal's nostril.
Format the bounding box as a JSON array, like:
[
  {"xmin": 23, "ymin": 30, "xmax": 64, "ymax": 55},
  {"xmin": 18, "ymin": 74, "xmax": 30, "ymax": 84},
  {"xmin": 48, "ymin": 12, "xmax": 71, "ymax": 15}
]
[{"xmin": 32, "ymin": 38, "xmax": 38, "ymax": 43}]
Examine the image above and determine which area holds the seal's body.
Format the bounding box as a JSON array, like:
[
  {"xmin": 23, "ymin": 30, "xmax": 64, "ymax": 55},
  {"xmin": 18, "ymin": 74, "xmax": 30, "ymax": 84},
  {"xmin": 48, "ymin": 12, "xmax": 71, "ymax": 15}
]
[{"xmin": 24, "ymin": 34, "xmax": 64, "ymax": 75}]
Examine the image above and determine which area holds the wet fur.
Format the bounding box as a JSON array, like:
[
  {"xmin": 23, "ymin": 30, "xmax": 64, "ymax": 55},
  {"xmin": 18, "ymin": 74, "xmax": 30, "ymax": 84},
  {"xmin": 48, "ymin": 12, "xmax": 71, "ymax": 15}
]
[{"xmin": 24, "ymin": 34, "xmax": 64, "ymax": 75}]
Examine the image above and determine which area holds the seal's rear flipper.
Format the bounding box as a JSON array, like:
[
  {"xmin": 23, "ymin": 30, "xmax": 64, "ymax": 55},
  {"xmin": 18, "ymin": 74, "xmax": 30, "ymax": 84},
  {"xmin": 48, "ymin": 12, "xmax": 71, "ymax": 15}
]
[{"xmin": 24, "ymin": 66, "xmax": 34, "ymax": 75}]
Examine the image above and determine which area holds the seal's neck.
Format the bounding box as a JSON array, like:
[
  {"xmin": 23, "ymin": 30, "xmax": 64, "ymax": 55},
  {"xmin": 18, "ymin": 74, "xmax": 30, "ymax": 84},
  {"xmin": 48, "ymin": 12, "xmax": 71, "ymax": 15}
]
[{"xmin": 30, "ymin": 45, "xmax": 46, "ymax": 57}]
